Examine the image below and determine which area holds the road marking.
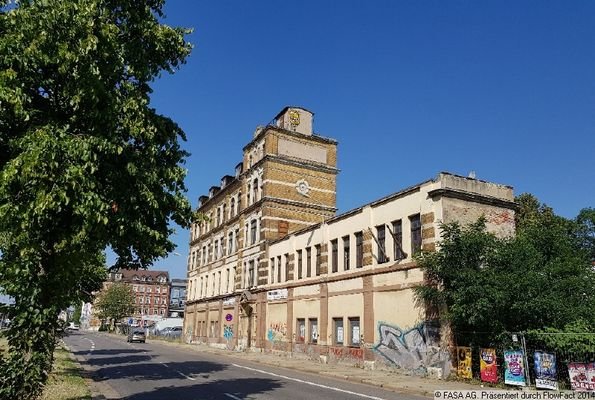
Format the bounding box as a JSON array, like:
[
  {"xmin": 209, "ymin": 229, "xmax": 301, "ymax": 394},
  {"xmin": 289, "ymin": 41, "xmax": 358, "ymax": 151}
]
[
  {"xmin": 83, "ymin": 338, "xmax": 95, "ymax": 354},
  {"xmin": 161, "ymin": 362, "xmax": 196, "ymax": 381},
  {"xmin": 224, "ymin": 394, "xmax": 242, "ymax": 400},
  {"xmin": 231, "ymin": 363, "xmax": 386, "ymax": 400}
]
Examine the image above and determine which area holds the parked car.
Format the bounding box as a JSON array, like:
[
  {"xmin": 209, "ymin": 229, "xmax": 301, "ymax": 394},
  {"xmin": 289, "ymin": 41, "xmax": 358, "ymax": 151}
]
[
  {"xmin": 161, "ymin": 326, "xmax": 183, "ymax": 339},
  {"xmin": 67, "ymin": 322, "xmax": 79, "ymax": 331},
  {"xmin": 127, "ymin": 329, "xmax": 146, "ymax": 343}
]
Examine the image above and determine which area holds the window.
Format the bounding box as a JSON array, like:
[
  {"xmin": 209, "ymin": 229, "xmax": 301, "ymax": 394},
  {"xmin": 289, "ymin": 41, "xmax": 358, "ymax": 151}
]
[
  {"xmin": 296, "ymin": 250, "xmax": 303, "ymax": 279},
  {"xmin": 270, "ymin": 258, "xmax": 275, "ymax": 283},
  {"xmin": 410, "ymin": 214, "xmax": 422, "ymax": 254},
  {"xmin": 296, "ymin": 318, "xmax": 306, "ymax": 342},
  {"xmin": 377, "ymin": 225, "xmax": 387, "ymax": 263},
  {"xmin": 315, "ymin": 245, "xmax": 321, "ymax": 276},
  {"xmin": 212, "ymin": 272, "xmax": 216, "ymax": 295},
  {"xmin": 218, "ymin": 271, "xmax": 222, "ymax": 295},
  {"xmin": 285, "ymin": 253, "xmax": 290, "ymax": 281},
  {"xmin": 392, "ymin": 220, "xmax": 404, "ymax": 260},
  {"xmin": 250, "ymin": 219, "xmax": 257, "ymax": 245},
  {"xmin": 334, "ymin": 318, "xmax": 344, "ymax": 346},
  {"xmin": 277, "ymin": 256, "xmax": 281, "ymax": 283},
  {"xmin": 349, "ymin": 317, "xmax": 361, "ymax": 346},
  {"xmin": 214, "ymin": 240, "xmax": 219, "ymax": 260},
  {"xmin": 228, "ymin": 232, "xmax": 234, "ymax": 255},
  {"xmin": 226, "ymin": 268, "xmax": 230, "ymax": 293},
  {"xmin": 230, "ymin": 198, "xmax": 236, "ymax": 218},
  {"xmin": 249, "ymin": 260, "xmax": 256, "ymax": 288},
  {"xmin": 216, "ymin": 208, "xmax": 221, "ymax": 226},
  {"xmin": 205, "ymin": 275, "xmax": 208, "ymax": 297},
  {"xmin": 147, "ymin": 287, "xmax": 152, "ymax": 293},
  {"xmin": 331, "ymin": 239, "xmax": 338, "ymax": 273},
  {"xmin": 343, "ymin": 236, "xmax": 350, "ymax": 270},
  {"xmin": 355, "ymin": 232, "xmax": 363, "ymax": 268},
  {"xmin": 234, "ymin": 228, "xmax": 239, "ymax": 250},
  {"xmin": 222, "ymin": 204, "xmax": 227, "ymax": 223},
  {"xmin": 309, "ymin": 318, "xmax": 318, "ymax": 344},
  {"xmin": 252, "ymin": 178, "xmax": 258, "ymax": 203}
]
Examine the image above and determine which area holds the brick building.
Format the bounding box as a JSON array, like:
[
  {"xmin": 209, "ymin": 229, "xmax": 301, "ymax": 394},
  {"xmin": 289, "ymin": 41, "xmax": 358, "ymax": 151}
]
[
  {"xmin": 109, "ymin": 269, "xmax": 170, "ymax": 326},
  {"xmin": 184, "ymin": 107, "xmax": 516, "ymax": 376}
]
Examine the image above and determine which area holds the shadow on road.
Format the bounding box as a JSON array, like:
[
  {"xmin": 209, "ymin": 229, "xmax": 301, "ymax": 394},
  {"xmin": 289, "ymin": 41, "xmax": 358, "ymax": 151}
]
[
  {"xmin": 73, "ymin": 348, "xmax": 148, "ymax": 356},
  {"xmin": 85, "ymin": 354, "xmax": 153, "ymax": 366},
  {"xmin": 93, "ymin": 360, "xmax": 228, "ymax": 382},
  {"xmin": 121, "ymin": 377, "xmax": 284, "ymax": 400}
]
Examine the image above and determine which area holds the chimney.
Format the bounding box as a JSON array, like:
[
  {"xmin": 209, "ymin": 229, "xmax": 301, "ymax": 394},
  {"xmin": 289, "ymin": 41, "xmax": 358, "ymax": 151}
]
[{"xmin": 273, "ymin": 106, "xmax": 314, "ymax": 136}]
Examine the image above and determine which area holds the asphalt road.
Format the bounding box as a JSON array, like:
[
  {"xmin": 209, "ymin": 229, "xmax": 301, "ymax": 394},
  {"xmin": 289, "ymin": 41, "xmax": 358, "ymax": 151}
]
[{"xmin": 64, "ymin": 331, "xmax": 425, "ymax": 400}]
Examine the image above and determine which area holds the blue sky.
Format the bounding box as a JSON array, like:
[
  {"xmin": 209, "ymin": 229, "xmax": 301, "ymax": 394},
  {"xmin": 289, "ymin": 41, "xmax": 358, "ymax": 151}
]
[{"xmin": 140, "ymin": 1, "xmax": 594, "ymax": 279}]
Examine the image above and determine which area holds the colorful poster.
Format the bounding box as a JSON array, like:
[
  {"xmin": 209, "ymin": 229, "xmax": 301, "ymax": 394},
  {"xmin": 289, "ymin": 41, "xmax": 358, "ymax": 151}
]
[
  {"xmin": 504, "ymin": 349, "xmax": 526, "ymax": 386},
  {"xmin": 457, "ymin": 346, "xmax": 472, "ymax": 379},
  {"xmin": 568, "ymin": 362, "xmax": 590, "ymax": 391},
  {"xmin": 480, "ymin": 348, "xmax": 498, "ymax": 383},
  {"xmin": 588, "ymin": 363, "xmax": 595, "ymax": 391},
  {"xmin": 534, "ymin": 351, "xmax": 558, "ymax": 390}
]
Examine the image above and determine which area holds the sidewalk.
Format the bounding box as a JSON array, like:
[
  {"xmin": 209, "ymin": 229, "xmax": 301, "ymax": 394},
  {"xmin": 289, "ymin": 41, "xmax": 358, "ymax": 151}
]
[{"xmin": 141, "ymin": 335, "xmax": 481, "ymax": 398}]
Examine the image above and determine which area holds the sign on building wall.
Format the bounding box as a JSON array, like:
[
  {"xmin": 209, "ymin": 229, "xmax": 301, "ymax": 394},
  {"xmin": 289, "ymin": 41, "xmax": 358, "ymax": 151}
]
[
  {"xmin": 222, "ymin": 297, "xmax": 236, "ymax": 306},
  {"xmin": 267, "ymin": 289, "xmax": 288, "ymax": 301},
  {"xmin": 480, "ymin": 348, "xmax": 498, "ymax": 383},
  {"xmin": 534, "ymin": 351, "xmax": 558, "ymax": 390},
  {"xmin": 457, "ymin": 347, "xmax": 472, "ymax": 379},
  {"xmin": 504, "ymin": 350, "xmax": 526, "ymax": 386}
]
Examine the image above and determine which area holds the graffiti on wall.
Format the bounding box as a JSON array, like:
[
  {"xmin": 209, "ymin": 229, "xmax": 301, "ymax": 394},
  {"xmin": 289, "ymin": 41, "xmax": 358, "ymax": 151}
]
[
  {"xmin": 223, "ymin": 325, "xmax": 233, "ymax": 340},
  {"xmin": 329, "ymin": 346, "xmax": 364, "ymax": 361},
  {"xmin": 267, "ymin": 322, "xmax": 287, "ymax": 341},
  {"xmin": 374, "ymin": 322, "xmax": 449, "ymax": 371}
]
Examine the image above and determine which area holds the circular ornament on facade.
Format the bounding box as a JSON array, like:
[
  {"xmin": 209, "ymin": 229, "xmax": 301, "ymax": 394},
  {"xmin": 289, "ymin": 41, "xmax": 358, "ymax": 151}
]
[
  {"xmin": 295, "ymin": 179, "xmax": 310, "ymax": 197},
  {"xmin": 225, "ymin": 313, "xmax": 233, "ymax": 322}
]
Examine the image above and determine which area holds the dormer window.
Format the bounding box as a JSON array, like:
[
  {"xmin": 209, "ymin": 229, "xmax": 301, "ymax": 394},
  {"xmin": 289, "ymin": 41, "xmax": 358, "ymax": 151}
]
[
  {"xmin": 141, "ymin": 276, "xmax": 146, "ymax": 282},
  {"xmin": 133, "ymin": 275, "xmax": 139, "ymax": 281}
]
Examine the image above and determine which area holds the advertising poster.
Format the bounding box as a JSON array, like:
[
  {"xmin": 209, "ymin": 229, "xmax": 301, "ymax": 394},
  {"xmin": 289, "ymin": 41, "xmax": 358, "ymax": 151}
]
[
  {"xmin": 534, "ymin": 351, "xmax": 558, "ymax": 390},
  {"xmin": 457, "ymin": 346, "xmax": 472, "ymax": 379},
  {"xmin": 480, "ymin": 348, "xmax": 498, "ymax": 383},
  {"xmin": 504, "ymin": 350, "xmax": 526, "ymax": 386},
  {"xmin": 568, "ymin": 362, "xmax": 590, "ymax": 391},
  {"xmin": 588, "ymin": 363, "xmax": 595, "ymax": 391}
]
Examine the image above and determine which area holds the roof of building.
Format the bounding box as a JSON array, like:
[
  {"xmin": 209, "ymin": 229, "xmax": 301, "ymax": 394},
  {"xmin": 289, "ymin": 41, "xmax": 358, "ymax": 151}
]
[{"xmin": 116, "ymin": 269, "xmax": 169, "ymax": 283}]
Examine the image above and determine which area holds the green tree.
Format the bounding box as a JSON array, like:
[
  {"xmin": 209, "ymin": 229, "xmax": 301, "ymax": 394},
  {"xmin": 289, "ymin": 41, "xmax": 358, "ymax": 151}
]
[
  {"xmin": 95, "ymin": 283, "xmax": 135, "ymax": 330},
  {"xmin": 414, "ymin": 196, "xmax": 595, "ymax": 348},
  {"xmin": 0, "ymin": 0, "xmax": 192, "ymax": 397},
  {"xmin": 71, "ymin": 305, "xmax": 82, "ymax": 325}
]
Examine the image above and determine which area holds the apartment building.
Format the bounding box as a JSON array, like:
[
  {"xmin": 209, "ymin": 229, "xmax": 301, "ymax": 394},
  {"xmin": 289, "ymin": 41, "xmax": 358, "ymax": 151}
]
[{"xmin": 184, "ymin": 107, "xmax": 516, "ymax": 376}]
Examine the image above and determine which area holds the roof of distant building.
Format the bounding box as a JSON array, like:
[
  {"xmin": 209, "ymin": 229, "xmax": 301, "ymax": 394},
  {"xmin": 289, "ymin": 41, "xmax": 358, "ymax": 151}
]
[{"xmin": 111, "ymin": 269, "xmax": 169, "ymax": 283}]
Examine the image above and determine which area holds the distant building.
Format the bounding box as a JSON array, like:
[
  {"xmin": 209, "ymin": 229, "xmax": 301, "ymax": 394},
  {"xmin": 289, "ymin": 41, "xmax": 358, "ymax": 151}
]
[
  {"xmin": 184, "ymin": 107, "xmax": 516, "ymax": 376},
  {"xmin": 169, "ymin": 278, "xmax": 187, "ymax": 317},
  {"xmin": 107, "ymin": 270, "xmax": 170, "ymax": 326}
]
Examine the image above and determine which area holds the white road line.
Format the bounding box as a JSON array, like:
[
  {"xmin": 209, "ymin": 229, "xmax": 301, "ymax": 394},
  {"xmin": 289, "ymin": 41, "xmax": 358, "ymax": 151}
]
[
  {"xmin": 224, "ymin": 394, "xmax": 243, "ymax": 400},
  {"xmin": 161, "ymin": 362, "xmax": 196, "ymax": 381},
  {"xmin": 231, "ymin": 363, "xmax": 386, "ymax": 400},
  {"xmin": 176, "ymin": 371, "xmax": 196, "ymax": 381}
]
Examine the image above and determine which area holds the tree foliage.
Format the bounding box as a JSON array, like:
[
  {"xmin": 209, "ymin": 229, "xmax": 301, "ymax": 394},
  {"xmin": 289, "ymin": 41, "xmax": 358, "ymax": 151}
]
[
  {"xmin": 414, "ymin": 195, "xmax": 595, "ymax": 349},
  {"xmin": 95, "ymin": 282, "xmax": 135, "ymax": 328},
  {"xmin": 0, "ymin": 0, "xmax": 192, "ymax": 397}
]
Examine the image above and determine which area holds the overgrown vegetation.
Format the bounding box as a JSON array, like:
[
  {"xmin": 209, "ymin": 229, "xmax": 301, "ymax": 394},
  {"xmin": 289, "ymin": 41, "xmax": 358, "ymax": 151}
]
[
  {"xmin": 0, "ymin": 0, "xmax": 192, "ymax": 398},
  {"xmin": 415, "ymin": 194, "xmax": 595, "ymax": 349}
]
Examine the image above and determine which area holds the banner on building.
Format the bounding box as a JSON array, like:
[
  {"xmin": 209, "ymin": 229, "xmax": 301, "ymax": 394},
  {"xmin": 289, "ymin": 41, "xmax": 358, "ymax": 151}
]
[
  {"xmin": 457, "ymin": 346, "xmax": 472, "ymax": 379},
  {"xmin": 480, "ymin": 348, "xmax": 498, "ymax": 383},
  {"xmin": 568, "ymin": 362, "xmax": 591, "ymax": 391},
  {"xmin": 504, "ymin": 349, "xmax": 526, "ymax": 386},
  {"xmin": 534, "ymin": 351, "xmax": 558, "ymax": 390},
  {"xmin": 589, "ymin": 363, "xmax": 595, "ymax": 391},
  {"xmin": 267, "ymin": 289, "xmax": 288, "ymax": 301}
]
